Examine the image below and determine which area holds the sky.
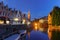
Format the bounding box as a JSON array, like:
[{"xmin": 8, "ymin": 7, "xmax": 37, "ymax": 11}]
[{"xmin": 0, "ymin": 0, "xmax": 60, "ymax": 19}]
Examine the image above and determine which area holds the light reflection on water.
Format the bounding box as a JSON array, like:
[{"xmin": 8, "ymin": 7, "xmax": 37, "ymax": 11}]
[{"xmin": 26, "ymin": 30, "xmax": 49, "ymax": 40}]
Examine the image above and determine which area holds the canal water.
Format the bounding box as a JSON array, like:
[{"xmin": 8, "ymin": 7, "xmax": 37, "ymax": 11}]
[
  {"xmin": 26, "ymin": 30, "xmax": 49, "ymax": 40},
  {"xmin": 4, "ymin": 30, "xmax": 49, "ymax": 40}
]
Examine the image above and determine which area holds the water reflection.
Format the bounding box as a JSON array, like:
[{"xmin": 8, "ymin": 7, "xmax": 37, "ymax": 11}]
[
  {"xmin": 27, "ymin": 32, "xmax": 30, "ymax": 40},
  {"xmin": 26, "ymin": 30, "xmax": 49, "ymax": 40}
]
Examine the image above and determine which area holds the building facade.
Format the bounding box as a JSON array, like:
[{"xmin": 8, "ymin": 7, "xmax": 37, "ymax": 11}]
[
  {"xmin": 48, "ymin": 6, "xmax": 60, "ymax": 40},
  {"xmin": 0, "ymin": 1, "xmax": 31, "ymax": 25}
]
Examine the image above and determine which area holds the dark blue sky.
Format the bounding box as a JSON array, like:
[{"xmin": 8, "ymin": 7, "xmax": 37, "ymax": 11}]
[{"xmin": 0, "ymin": 0, "xmax": 60, "ymax": 19}]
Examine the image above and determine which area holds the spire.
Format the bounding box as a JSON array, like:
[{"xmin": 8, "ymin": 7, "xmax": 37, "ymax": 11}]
[{"xmin": 28, "ymin": 10, "xmax": 31, "ymax": 21}]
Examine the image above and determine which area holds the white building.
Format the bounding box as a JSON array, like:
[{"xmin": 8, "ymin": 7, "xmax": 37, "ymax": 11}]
[{"xmin": 12, "ymin": 11, "xmax": 22, "ymax": 25}]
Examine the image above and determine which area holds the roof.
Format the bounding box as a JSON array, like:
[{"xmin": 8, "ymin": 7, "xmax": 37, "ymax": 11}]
[{"xmin": 0, "ymin": 16, "xmax": 10, "ymax": 21}]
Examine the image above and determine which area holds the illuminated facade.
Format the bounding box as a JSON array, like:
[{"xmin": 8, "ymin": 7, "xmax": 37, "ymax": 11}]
[
  {"xmin": 13, "ymin": 11, "xmax": 22, "ymax": 24},
  {"xmin": 0, "ymin": 1, "xmax": 30, "ymax": 25},
  {"xmin": 31, "ymin": 16, "xmax": 48, "ymax": 31},
  {"xmin": 48, "ymin": 13, "xmax": 52, "ymax": 40},
  {"xmin": 48, "ymin": 7, "xmax": 60, "ymax": 40}
]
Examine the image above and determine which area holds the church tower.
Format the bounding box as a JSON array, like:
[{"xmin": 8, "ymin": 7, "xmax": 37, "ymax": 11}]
[{"xmin": 28, "ymin": 10, "xmax": 31, "ymax": 21}]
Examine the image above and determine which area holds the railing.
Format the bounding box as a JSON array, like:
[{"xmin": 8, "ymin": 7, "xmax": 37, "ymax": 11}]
[
  {"xmin": 0, "ymin": 24, "xmax": 27, "ymax": 40},
  {"xmin": 15, "ymin": 30, "xmax": 27, "ymax": 40}
]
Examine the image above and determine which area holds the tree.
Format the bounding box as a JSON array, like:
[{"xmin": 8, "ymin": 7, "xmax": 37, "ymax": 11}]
[{"xmin": 52, "ymin": 6, "xmax": 60, "ymax": 26}]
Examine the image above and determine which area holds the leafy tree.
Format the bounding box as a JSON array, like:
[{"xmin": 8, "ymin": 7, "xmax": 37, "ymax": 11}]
[{"xmin": 52, "ymin": 6, "xmax": 60, "ymax": 26}]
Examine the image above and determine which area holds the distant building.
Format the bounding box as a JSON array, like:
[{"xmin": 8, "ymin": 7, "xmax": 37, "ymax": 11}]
[
  {"xmin": 28, "ymin": 10, "xmax": 31, "ymax": 21},
  {"xmin": 31, "ymin": 16, "xmax": 48, "ymax": 31},
  {"xmin": 22, "ymin": 13, "xmax": 27, "ymax": 24}
]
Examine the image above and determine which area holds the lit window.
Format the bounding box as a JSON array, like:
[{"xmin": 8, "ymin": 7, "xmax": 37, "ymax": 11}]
[
  {"xmin": 0, "ymin": 20, "xmax": 4, "ymax": 24},
  {"xmin": 22, "ymin": 19, "xmax": 26, "ymax": 24},
  {"xmin": 6, "ymin": 21, "xmax": 9, "ymax": 24},
  {"xmin": 27, "ymin": 22, "xmax": 31, "ymax": 25},
  {"xmin": 14, "ymin": 18, "xmax": 19, "ymax": 21}
]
